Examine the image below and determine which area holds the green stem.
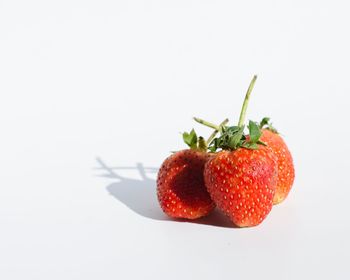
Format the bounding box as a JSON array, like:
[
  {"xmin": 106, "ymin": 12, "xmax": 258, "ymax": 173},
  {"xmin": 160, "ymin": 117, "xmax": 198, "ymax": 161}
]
[
  {"xmin": 193, "ymin": 117, "xmax": 220, "ymax": 130},
  {"xmin": 238, "ymin": 75, "xmax": 257, "ymax": 127},
  {"xmin": 206, "ymin": 118, "xmax": 229, "ymax": 144}
]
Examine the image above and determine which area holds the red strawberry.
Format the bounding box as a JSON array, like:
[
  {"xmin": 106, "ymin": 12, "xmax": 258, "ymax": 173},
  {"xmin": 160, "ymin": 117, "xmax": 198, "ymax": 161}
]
[
  {"xmin": 157, "ymin": 149, "xmax": 215, "ymax": 219},
  {"xmin": 197, "ymin": 75, "xmax": 279, "ymax": 227},
  {"xmin": 259, "ymin": 119, "xmax": 295, "ymax": 204},
  {"xmin": 204, "ymin": 147, "xmax": 277, "ymax": 227},
  {"xmin": 157, "ymin": 120, "xmax": 228, "ymax": 219}
]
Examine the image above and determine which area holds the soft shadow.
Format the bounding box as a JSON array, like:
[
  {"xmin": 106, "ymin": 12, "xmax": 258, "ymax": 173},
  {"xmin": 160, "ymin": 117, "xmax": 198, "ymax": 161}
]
[{"xmin": 95, "ymin": 157, "xmax": 235, "ymax": 228}]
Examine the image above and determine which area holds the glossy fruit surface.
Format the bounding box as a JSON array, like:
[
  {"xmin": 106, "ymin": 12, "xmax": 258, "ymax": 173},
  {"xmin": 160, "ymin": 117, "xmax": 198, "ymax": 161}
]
[
  {"xmin": 157, "ymin": 149, "xmax": 215, "ymax": 219},
  {"xmin": 204, "ymin": 147, "xmax": 278, "ymax": 227},
  {"xmin": 260, "ymin": 129, "xmax": 295, "ymax": 204}
]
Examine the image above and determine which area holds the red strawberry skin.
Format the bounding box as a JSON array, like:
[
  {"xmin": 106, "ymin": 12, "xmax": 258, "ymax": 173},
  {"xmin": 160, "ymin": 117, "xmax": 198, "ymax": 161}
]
[
  {"xmin": 157, "ymin": 149, "xmax": 215, "ymax": 219},
  {"xmin": 204, "ymin": 147, "xmax": 278, "ymax": 227},
  {"xmin": 260, "ymin": 129, "xmax": 295, "ymax": 204}
]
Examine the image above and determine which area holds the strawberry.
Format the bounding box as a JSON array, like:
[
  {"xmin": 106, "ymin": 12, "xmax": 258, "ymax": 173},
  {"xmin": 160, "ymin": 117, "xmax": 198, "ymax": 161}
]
[
  {"xmin": 157, "ymin": 120, "xmax": 228, "ymax": 219},
  {"xmin": 204, "ymin": 147, "xmax": 277, "ymax": 227},
  {"xmin": 157, "ymin": 149, "xmax": 214, "ymax": 219},
  {"xmin": 197, "ymin": 75, "xmax": 278, "ymax": 227},
  {"xmin": 259, "ymin": 118, "xmax": 295, "ymax": 204}
]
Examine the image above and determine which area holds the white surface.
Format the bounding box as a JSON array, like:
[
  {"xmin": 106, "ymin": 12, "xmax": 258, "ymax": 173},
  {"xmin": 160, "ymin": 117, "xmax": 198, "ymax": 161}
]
[{"xmin": 1, "ymin": 1, "xmax": 350, "ymax": 279}]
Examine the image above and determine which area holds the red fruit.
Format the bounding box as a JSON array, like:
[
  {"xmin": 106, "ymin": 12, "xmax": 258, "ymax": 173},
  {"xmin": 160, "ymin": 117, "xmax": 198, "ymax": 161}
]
[
  {"xmin": 195, "ymin": 75, "xmax": 279, "ymax": 227},
  {"xmin": 260, "ymin": 129, "xmax": 295, "ymax": 204},
  {"xmin": 157, "ymin": 149, "xmax": 215, "ymax": 219},
  {"xmin": 204, "ymin": 147, "xmax": 278, "ymax": 227}
]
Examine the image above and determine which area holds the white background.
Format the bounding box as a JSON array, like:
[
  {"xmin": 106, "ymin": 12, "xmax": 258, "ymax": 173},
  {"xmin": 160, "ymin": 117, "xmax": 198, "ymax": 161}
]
[{"xmin": 1, "ymin": 1, "xmax": 350, "ymax": 279}]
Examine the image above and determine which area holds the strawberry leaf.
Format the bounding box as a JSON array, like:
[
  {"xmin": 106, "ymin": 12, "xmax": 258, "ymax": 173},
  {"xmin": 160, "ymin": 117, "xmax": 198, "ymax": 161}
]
[
  {"xmin": 208, "ymin": 138, "xmax": 217, "ymax": 151},
  {"xmin": 197, "ymin": 136, "xmax": 207, "ymax": 151},
  {"xmin": 242, "ymin": 142, "xmax": 259, "ymax": 149},
  {"xmin": 208, "ymin": 126, "xmax": 246, "ymax": 151},
  {"xmin": 260, "ymin": 117, "xmax": 270, "ymax": 128},
  {"xmin": 257, "ymin": 140, "xmax": 267, "ymax": 146},
  {"xmin": 248, "ymin": 120, "xmax": 261, "ymax": 143},
  {"xmin": 182, "ymin": 129, "xmax": 198, "ymax": 149},
  {"xmin": 227, "ymin": 126, "xmax": 244, "ymax": 149},
  {"xmin": 208, "ymin": 122, "xmax": 265, "ymax": 151},
  {"xmin": 259, "ymin": 117, "xmax": 278, "ymax": 133}
]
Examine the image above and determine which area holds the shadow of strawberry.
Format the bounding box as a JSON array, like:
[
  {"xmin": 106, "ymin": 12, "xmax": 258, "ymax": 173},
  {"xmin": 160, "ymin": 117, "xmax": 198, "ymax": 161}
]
[{"xmin": 95, "ymin": 157, "xmax": 235, "ymax": 228}]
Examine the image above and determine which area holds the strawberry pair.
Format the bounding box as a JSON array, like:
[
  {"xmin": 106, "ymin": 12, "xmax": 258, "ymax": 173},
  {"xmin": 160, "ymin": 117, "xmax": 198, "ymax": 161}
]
[{"xmin": 157, "ymin": 76, "xmax": 295, "ymax": 227}]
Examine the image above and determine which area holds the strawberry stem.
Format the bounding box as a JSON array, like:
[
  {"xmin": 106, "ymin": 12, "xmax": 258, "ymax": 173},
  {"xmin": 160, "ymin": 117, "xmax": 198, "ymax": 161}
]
[
  {"xmin": 193, "ymin": 117, "xmax": 221, "ymax": 130},
  {"xmin": 238, "ymin": 75, "xmax": 257, "ymax": 127},
  {"xmin": 206, "ymin": 118, "xmax": 229, "ymax": 144}
]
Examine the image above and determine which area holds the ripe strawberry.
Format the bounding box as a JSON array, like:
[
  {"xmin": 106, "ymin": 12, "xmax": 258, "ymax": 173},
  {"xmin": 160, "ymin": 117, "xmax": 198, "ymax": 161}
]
[
  {"xmin": 157, "ymin": 120, "xmax": 228, "ymax": 219},
  {"xmin": 157, "ymin": 149, "xmax": 215, "ymax": 219},
  {"xmin": 197, "ymin": 75, "xmax": 278, "ymax": 227},
  {"xmin": 259, "ymin": 118, "xmax": 295, "ymax": 204},
  {"xmin": 204, "ymin": 147, "xmax": 277, "ymax": 227}
]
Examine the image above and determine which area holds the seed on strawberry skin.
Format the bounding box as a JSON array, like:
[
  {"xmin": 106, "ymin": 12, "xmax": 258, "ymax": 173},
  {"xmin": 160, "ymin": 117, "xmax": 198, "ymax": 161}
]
[
  {"xmin": 157, "ymin": 149, "xmax": 215, "ymax": 219},
  {"xmin": 258, "ymin": 121, "xmax": 295, "ymax": 204},
  {"xmin": 196, "ymin": 75, "xmax": 279, "ymax": 227},
  {"xmin": 204, "ymin": 148, "xmax": 278, "ymax": 227},
  {"xmin": 157, "ymin": 119, "xmax": 228, "ymax": 220}
]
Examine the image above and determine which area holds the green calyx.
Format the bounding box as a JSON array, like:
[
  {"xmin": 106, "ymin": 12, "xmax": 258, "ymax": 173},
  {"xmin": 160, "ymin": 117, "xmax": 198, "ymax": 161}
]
[
  {"xmin": 259, "ymin": 117, "xmax": 278, "ymax": 133},
  {"xmin": 182, "ymin": 129, "xmax": 199, "ymax": 149},
  {"xmin": 195, "ymin": 75, "xmax": 267, "ymax": 152},
  {"xmin": 182, "ymin": 118, "xmax": 229, "ymax": 152},
  {"xmin": 207, "ymin": 120, "xmax": 266, "ymax": 152}
]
